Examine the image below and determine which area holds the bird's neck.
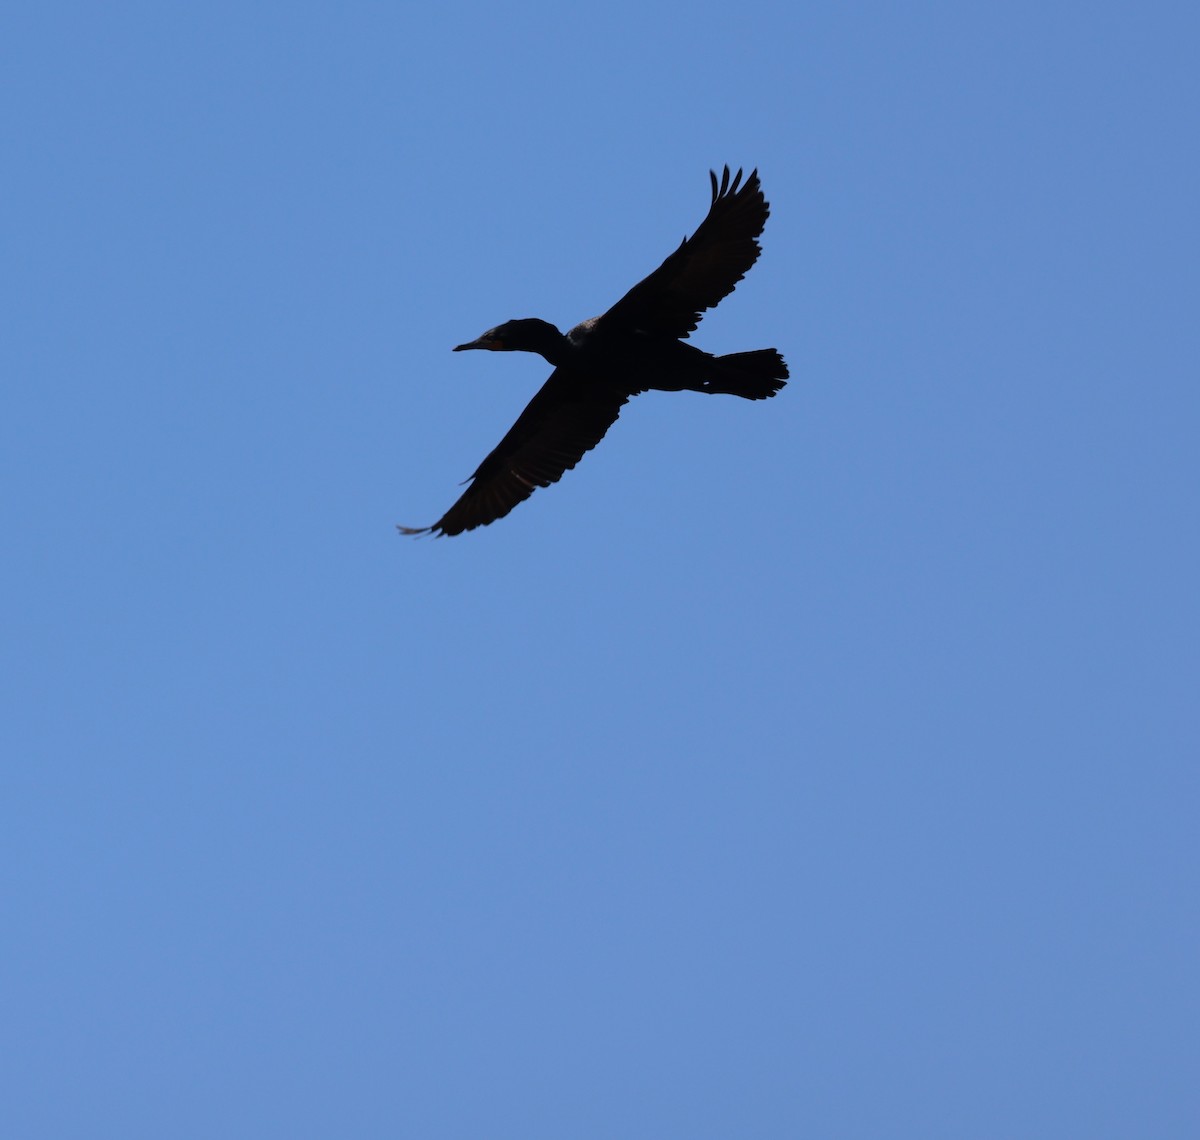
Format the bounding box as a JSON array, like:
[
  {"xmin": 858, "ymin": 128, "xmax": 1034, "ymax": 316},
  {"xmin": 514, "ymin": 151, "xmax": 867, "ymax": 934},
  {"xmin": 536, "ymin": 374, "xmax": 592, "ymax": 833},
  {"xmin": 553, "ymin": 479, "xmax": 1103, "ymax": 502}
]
[{"xmin": 520, "ymin": 320, "xmax": 571, "ymax": 366}]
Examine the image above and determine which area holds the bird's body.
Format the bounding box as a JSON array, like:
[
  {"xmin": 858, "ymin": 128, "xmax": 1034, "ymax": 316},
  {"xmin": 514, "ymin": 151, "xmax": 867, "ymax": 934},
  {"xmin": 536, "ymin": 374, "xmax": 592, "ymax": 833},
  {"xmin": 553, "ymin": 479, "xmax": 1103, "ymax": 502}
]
[{"xmin": 401, "ymin": 167, "xmax": 787, "ymax": 537}]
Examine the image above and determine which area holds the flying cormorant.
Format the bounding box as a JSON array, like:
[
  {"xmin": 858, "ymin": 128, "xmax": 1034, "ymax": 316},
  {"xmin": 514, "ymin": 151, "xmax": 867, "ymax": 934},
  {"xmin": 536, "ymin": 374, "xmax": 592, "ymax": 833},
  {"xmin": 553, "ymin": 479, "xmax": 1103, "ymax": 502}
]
[{"xmin": 400, "ymin": 166, "xmax": 787, "ymax": 537}]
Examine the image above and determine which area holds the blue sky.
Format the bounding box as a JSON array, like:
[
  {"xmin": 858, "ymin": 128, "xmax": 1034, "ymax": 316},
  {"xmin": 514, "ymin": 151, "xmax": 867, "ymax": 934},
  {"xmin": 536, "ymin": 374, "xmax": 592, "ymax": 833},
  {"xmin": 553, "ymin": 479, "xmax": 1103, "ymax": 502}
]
[{"xmin": 3, "ymin": 2, "xmax": 1197, "ymax": 1136}]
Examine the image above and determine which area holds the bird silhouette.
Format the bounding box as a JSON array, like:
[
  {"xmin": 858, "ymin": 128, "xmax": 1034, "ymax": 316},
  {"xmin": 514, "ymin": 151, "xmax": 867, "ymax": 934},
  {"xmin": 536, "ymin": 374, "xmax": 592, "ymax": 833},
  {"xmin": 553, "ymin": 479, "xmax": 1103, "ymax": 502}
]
[{"xmin": 400, "ymin": 167, "xmax": 787, "ymax": 537}]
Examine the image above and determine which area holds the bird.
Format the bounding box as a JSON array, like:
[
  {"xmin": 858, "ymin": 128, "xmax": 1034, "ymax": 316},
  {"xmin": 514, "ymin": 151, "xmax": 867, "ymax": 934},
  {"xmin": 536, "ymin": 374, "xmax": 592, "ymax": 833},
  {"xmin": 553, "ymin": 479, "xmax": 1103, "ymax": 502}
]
[{"xmin": 399, "ymin": 166, "xmax": 787, "ymax": 537}]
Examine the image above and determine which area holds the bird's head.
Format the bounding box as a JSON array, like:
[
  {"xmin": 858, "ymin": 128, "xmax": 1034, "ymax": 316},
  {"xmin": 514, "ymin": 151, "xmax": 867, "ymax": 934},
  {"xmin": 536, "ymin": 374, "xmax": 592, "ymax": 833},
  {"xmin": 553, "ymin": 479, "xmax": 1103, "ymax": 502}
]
[{"xmin": 454, "ymin": 318, "xmax": 565, "ymax": 361}]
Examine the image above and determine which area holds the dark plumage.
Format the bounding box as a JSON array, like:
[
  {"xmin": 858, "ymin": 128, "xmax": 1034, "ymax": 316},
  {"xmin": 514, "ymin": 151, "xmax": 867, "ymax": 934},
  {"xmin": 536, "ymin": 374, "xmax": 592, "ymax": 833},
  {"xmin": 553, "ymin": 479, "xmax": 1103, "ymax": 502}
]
[{"xmin": 400, "ymin": 167, "xmax": 787, "ymax": 537}]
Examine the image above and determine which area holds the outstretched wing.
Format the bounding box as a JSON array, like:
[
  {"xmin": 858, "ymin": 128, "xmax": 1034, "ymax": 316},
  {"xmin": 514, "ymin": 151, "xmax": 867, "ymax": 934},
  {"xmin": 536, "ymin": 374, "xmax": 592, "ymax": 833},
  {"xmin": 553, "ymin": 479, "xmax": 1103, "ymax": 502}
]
[
  {"xmin": 599, "ymin": 166, "xmax": 769, "ymax": 341},
  {"xmin": 399, "ymin": 368, "xmax": 629, "ymax": 537}
]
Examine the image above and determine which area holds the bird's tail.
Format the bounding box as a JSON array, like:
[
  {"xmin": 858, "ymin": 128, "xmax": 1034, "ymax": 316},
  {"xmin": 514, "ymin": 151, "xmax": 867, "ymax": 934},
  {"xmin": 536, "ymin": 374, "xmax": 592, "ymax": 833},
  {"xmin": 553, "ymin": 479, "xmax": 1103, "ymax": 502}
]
[{"xmin": 707, "ymin": 349, "xmax": 789, "ymax": 400}]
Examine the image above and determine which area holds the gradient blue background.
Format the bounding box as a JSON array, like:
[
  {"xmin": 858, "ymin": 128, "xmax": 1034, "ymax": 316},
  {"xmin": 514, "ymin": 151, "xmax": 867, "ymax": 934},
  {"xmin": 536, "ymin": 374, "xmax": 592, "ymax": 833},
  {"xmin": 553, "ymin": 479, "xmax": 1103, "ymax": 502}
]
[{"xmin": 4, "ymin": 2, "xmax": 1197, "ymax": 1136}]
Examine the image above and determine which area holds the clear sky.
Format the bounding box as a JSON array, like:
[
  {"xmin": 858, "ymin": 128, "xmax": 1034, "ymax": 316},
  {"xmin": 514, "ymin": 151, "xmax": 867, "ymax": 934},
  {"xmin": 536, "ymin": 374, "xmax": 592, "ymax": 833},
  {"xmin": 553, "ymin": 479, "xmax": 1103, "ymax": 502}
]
[{"xmin": 3, "ymin": 2, "xmax": 1197, "ymax": 1136}]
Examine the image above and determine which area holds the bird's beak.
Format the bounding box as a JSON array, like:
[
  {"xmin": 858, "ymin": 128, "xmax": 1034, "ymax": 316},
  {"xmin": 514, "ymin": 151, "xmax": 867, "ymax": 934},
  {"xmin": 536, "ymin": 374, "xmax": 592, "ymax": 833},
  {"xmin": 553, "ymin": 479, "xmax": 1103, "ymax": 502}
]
[{"xmin": 453, "ymin": 336, "xmax": 501, "ymax": 352}]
